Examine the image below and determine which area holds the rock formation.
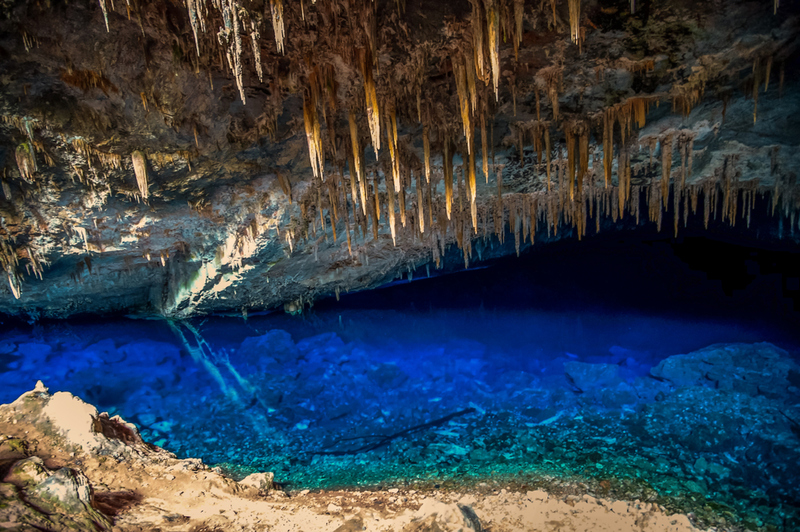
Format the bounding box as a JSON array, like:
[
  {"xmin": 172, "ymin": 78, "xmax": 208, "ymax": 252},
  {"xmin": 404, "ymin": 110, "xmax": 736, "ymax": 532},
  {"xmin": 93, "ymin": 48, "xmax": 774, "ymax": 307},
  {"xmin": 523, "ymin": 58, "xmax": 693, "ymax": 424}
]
[{"xmin": 0, "ymin": 0, "xmax": 798, "ymax": 318}]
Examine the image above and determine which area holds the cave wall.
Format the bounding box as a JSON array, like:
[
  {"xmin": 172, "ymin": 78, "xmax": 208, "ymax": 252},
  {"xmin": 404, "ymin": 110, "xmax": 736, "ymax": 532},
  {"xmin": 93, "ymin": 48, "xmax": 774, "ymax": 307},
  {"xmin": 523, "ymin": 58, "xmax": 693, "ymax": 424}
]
[{"xmin": 0, "ymin": 0, "xmax": 798, "ymax": 318}]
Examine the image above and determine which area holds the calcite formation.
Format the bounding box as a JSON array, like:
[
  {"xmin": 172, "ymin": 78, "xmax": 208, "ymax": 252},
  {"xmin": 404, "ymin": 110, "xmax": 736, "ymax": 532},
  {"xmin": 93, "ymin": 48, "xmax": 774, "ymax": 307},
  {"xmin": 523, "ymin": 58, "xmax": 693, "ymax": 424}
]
[{"xmin": 0, "ymin": 0, "xmax": 798, "ymax": 318}]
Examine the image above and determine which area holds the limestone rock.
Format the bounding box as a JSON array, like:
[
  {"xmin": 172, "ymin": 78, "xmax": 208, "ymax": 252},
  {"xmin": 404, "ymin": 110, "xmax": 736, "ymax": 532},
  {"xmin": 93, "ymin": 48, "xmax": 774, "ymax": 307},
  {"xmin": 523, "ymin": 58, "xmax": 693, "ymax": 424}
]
[
  {"xmin": 402, "ymin": 499, "xmax": 482, "ymax": 532},
  {"xmin": 239, "ymin": 471, "xmax": 275, "ymax": 492}
]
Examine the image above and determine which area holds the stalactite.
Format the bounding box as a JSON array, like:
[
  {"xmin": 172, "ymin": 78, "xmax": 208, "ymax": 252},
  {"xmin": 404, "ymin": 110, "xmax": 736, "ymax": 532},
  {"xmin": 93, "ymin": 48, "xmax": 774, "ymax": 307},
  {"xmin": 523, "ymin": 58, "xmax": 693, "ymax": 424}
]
[
  {"xmin": 661, "ymin": 134, "xmax": 673, "ymax": 208},
  {"xmin": 444, "ymin": 136, "xmax": 453, "ymax": 220},
  {"xmin": 603, "ymin": 110, "xmax": 613, "ymax": 188},
  {"xmin": 568, "ymin": 0, "xmax": 581, "ymax": 47},
  {"xmin": 416, "ymin": 171, "xmax": 425, "ymax": 233},
  {"xmin": 454, "ymin": 57, "xmax": 473, "ymax": 153},
  {"xmin": 399, "ymin": 173, "xmax": 407, "ymax": 227},
  {"xmin": 486, "ymin": 0, "xmax": 500, "ymax": 101},
  {"xmin": 470, "ymin": 0, "xmax": 486, "ymax": 85},
  {"xmin": 98, "ymin": 0, "xmax": 110, "ymax": 31},
  {"xmin": 370, "ymin": 182, "xmax": 380, "ymax": 241},
  {"xmin": 348, "ymin": 110, "xmax": 366, "ymax": 215},
  {"xmin": 385, "ymin": 106, "xmax": 401, "ymax": 193},
  {"xmin": 566, "ymin": 127, "xmax": 576, "ymax": 201},
  {"xmin": 468, "ymin": 140, "xmax": 478, "ymax": 233},
  {"xmin": 495, "ymin": 166, "xmax": 504, "ymax": 243},
  {"xmin": 545, "ymin": 128, "xmax": 552, "ymax": 191},
  {"xmin": 131, "ymin": 150, "xmax": 148, "ymax": 200},
  {"xmin": 481, "ymin": 111, "xmax": 489, "ymax": 183},
  {"xmin": 249, "ymin": 16, "xmax": 263, "ymax": 82},
  {"xmin": 270, "ymin": 0, "xmax": 285, "ymax": 54},
  {"xmin": 361, "ymin": 48, "xmax": 381, "ymax": 157},
  {"xmin": 15, "ymin": 143, "xmax": 36, "ymax": 183},
  {"xmin": 303, "ymin": 94, "xmax": 324, "ymax": 180},
  {"xmin": 578, "ymin": 124, "xmax": 589, "ymax": 202},
  {"xmin": 427, "ymin": 168, "xmax": 434, "ymax": 231},
  {"xmin": 513, "ymin": 0, "xmax": 524, "ymax": 60},
  {"xmin": 388, "ymin": 177, "xmax": 396, "ymax": 246},
  {"xmin": 465, "ymin": 51, "xmax": 478, "ymax": 115},
  {"xmin": 423, "ymin": 125, "xmax": 431, "ymax": 183}
]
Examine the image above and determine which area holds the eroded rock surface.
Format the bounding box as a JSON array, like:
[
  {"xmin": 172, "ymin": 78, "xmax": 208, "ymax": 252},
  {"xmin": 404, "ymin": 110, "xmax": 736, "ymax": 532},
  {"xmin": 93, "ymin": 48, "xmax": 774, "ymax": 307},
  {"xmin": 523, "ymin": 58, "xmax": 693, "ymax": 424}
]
[{"xmin": 0, "ymin": 0, "xmax": 798, "ymax": 319}]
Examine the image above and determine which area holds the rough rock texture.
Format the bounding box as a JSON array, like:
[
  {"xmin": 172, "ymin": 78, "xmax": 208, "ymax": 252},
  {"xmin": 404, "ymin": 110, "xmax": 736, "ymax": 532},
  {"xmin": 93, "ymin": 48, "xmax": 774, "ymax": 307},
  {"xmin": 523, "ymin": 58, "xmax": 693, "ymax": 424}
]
[
  {"xmin": 0, "ymin": 0, "xmax": 799, "ymax": 318},
  {"xmin": 0, "ymin": 384, "xmax": 713, "ymax": 531},
  {"xmin": 650, "ymin": 342, "xmax": 800, "ymax": 399}
]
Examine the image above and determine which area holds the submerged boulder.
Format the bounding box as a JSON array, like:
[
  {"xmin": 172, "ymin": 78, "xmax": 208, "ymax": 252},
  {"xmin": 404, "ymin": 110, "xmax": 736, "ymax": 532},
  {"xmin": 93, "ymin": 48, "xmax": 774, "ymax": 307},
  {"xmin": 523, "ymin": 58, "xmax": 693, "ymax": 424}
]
[{"xmin": 650, "ymin": 342, "xmax": 800, "ymax": 399}]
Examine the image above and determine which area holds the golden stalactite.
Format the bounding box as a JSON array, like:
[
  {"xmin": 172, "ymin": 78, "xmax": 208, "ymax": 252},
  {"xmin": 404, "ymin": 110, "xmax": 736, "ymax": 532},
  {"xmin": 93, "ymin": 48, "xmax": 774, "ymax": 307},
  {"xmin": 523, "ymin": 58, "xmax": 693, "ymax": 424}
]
[
  {"xmin": 416, "ymin": 171, "xmax": 425, "ymax": 233},
  {"xmin": 661, "ymin": 134, "xmax": 673, "ymax": 208},
  {"xmin": 513, "ymin": 0, "xmax": 524, "ymax": 61},
  {"xmin": 468, "ymin": 136, "xmax": 478, "ymax": 233},
  {"xmin": 385, "ymin": 105, "xmax": 401, "ymax": 193},
  {"xmin": 423, "ymin": 125, "xmax": 431, "ymax": 183},
  {"xmin": 568, "ymin": 0, "xmax": 581, "ymax": 48},
  {"xmin": 454, "ymin": 55, "xmax": 473, "ymax": 154},
  {"xmin": 444, "ymin": 135, "xmax": 454, "ymax": 220},
  {"xmin": 348, "ymin": 110, "xmax": 367, "ymax": 215},
  {"xmin": 398, "ymin": 172, "xmax": 407, "ymax": 227},
  {"xmin": 270, "ymin": 0, "xmax": 286, "ymax": 54},
  {"xmin": 470, "ymin": 0, "xmax": 487, "ymax": 85},
  {"xmin": 486, "ymin": 0, "xmax": 500, "ymax": 101},
  {"xmin": 303, "ymin": 93, "xmax": 324, "ymax": 180},
  {"xmin": 465, "ymin": 52, "xmax": 478, "ymax": 115},
  {"xmin": 481, "ymin": 110, "xmax": 489, "ymax": 184},
  {"xmin": 131, "ymin": 150, "xmax": 148, "ymax": 200},
  {"xmin": 386, "ymin": 173, "xmax": 397, "ymax": 246},
  {"xmin": 361, "ymin": 48, "xmax": 381, "ymax": 158}
]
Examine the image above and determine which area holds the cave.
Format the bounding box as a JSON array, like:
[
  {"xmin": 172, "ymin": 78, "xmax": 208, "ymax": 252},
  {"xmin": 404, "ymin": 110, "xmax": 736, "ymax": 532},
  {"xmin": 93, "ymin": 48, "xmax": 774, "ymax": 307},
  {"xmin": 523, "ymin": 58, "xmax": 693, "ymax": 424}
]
[{"xmin": 0, "ymin": 0, "xmax": 799, "ymax": 530}]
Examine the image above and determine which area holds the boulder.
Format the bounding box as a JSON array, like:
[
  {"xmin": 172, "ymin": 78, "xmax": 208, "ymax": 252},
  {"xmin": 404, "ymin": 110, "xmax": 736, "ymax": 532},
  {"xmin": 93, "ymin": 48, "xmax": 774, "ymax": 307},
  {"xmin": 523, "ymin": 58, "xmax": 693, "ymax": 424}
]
[
  {"xmin": 650, "ymin": 342, "xmax": 800, "ymax": 400},
  {"xmin": 239, "ymin": 471, "xmax": 275, "ymax": 492}
]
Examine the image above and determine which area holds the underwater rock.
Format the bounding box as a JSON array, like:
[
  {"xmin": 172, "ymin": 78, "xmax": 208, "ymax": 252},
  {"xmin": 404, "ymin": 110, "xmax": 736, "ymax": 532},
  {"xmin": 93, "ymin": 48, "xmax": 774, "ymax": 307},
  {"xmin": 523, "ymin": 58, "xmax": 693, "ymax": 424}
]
[
  {"xmin": 238, "ymin": 329, "xmax": 298, "ymax": 365},
  {"xmin": 564, "ymin": 362, "xmax": 622, "ymax": 392},
  {"xmin": 650, "ymin": 342, "xmax": 800, "ymax": 399}
]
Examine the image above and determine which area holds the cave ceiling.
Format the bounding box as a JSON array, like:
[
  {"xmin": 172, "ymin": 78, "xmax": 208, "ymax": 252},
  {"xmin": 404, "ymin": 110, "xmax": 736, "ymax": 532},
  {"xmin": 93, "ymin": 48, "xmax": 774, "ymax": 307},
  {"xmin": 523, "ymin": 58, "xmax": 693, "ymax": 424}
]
[{"xmin": 0, "ymin": 0, "xmax": 798, "ymax": 319}]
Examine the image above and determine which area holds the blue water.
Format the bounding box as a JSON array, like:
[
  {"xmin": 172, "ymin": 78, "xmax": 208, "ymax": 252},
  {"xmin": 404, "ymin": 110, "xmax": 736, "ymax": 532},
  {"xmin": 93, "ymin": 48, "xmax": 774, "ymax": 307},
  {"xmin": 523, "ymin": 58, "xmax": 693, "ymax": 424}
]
[{"xmin": 1, "ymin": 236, "xmax": 799, "ymax": 530}]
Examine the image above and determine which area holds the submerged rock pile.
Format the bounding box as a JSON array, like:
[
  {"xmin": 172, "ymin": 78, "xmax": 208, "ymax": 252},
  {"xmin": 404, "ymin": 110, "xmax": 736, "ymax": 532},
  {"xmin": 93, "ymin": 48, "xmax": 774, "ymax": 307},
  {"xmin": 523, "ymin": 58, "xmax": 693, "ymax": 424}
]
[
  {"xmin": 0, "ymin": 382, "xmax": 711, "ymax": 532},
  {"xmin": 1, "ymin": 327, "xmax": 799, "ymax": 530}
]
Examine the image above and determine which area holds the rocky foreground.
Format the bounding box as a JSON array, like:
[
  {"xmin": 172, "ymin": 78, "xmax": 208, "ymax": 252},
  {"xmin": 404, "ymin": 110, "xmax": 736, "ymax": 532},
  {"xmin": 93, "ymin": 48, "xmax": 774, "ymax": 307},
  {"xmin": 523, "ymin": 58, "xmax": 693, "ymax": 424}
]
[{"xmin": 0, "ymin": 381, "xmax": 712, "ymax": 532}]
